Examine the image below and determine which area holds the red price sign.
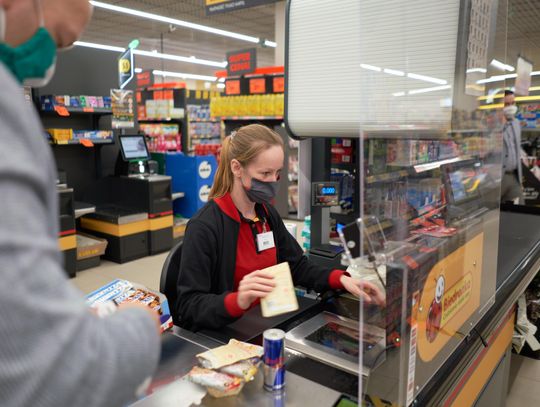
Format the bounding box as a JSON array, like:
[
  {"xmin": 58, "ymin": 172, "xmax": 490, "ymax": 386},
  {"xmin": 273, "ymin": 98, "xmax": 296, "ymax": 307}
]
[
  {"xmin": 83, "ymin": 107, "xmax": 94, "ymax": 113},
  {"xmin": 226, "ymin": 80, "xmax": 241, "ymax": 95},
  {"xmin": 249, "ymin": 78, "xmax": 266, "ymax": 94},
  {"xmin": 54, "ymin": 105, "xmax": 70, "ymax": 117},
  {"xmin": 273, "ymin": 76, "xmax": 284, "ymax": 93}
]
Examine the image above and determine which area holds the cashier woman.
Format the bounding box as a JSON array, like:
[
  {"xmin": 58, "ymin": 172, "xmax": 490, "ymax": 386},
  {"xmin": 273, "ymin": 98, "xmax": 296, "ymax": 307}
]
[
  {"xmin": 176, "ymin": 124, "xmax": 384, "ymax": 330},
  {"xmin": 0, "ymin": 1, "xmax": 161, "ymax": 406}
]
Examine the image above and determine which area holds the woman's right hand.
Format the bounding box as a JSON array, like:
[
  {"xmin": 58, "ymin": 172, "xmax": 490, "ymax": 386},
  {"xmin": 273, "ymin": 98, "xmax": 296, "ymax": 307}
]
[{"xmin": 237, "ymin": 270, "xmax": 276, "ymax": 310}]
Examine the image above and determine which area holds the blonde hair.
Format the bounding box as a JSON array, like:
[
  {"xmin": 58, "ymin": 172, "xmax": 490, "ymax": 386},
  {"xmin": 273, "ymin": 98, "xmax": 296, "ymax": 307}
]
[{"xmin": 210, "ymin": 124, "xmax": 284, "ymax": 199}]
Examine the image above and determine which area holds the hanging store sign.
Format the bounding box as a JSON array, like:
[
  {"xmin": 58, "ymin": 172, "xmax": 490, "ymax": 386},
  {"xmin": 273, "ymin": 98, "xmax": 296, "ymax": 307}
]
[
  {"xmin": 136, "ymin": 70, "xmax": 154, "ymax": 89},
  {"xmin": 118, "ymin": 48, "xmax": 134, "ymax": 90},
  {"xmin": 227, "ymin": 48, "xmax": 257, "ymax": 76},
  {"xmin": 205, "ymin": 0, "xmax": 279, "ymax": 15},
  {"xmin": 515, "ymin": 56, "xmax": 533, "ymax": 96}
]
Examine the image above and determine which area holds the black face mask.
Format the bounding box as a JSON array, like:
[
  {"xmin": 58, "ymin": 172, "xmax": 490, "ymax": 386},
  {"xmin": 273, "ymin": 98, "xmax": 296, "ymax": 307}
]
[{"xmin": 244, "ymin": 178, "xmax": 280, "ymax": 204}]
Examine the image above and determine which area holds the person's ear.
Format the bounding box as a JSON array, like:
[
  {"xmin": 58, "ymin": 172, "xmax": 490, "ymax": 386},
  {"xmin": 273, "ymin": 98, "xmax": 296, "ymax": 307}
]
[{"xmin": 231, "ymin": 159, "xmax": 242, "ymax": 178}]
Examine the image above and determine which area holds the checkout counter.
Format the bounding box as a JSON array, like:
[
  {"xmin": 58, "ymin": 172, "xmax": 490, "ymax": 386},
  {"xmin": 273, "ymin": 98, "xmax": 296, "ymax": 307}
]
[{"xmin": 128, "ymin": 208, "xmax": 540, "ymax": 407}]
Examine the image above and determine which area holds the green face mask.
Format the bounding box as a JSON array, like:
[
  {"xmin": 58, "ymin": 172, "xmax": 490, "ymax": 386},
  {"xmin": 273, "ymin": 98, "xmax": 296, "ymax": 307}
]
[{"xmin": 0, "ymin": 4, "xmax": 57, "ymax": 87}]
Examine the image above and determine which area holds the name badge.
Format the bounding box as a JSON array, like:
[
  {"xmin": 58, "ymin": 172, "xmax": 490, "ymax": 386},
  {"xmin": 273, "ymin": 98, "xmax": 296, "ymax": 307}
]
[{"xmin": 257, "ymin": 231, "xmax": 275, "ymax": 252}]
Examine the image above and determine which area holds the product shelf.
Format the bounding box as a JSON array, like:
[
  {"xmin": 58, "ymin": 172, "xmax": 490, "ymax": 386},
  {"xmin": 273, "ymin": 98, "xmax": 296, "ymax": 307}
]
[
  {"xmin": 41, "ymin": 107, "xmax": 112, "ymax": 115},
  {"xmin": 366, "ymin": 170, "xmax": 409, "ymax": 184},
  {"xmin": 138, "ymin": 118, "xmax": 185, "ymax": 123},
  {"xmin": 51, "ymin": 138, "xmax": 114, "ymax": 146},
  {"xmin": 214, "ymin": 116, "xmax": 284, "ymax": 121}
]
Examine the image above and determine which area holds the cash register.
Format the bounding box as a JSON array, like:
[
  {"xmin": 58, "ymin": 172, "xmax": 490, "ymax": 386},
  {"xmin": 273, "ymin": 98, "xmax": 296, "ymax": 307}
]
[{"xmin": 115, "ymin": 134, "xmax": 157, "ymax": 177}]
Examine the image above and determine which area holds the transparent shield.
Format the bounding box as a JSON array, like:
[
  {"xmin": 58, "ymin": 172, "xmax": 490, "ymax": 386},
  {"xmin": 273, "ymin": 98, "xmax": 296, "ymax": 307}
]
[{"xmin": 358, "ymin": 0, "xmax": 504, "ymax": 404}]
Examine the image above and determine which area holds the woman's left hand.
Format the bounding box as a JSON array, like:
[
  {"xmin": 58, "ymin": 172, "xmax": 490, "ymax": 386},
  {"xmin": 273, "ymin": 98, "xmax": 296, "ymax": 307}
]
[{"xmin": 340, "ymin": 275, "xmax": 385, "ymax": 305}]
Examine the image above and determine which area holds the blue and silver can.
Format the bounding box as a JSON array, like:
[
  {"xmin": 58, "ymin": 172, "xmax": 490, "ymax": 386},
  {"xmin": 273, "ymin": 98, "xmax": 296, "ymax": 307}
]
[{"xmin": 263, "ymin": 329, "xmax": 286, "ymax": 391}]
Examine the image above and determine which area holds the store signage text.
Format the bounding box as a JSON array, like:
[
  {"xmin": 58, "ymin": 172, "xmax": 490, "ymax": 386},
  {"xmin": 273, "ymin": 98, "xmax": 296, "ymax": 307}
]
[
  {"xmin": 227, "ymin": 48, "xmax": 257, "ymax": 76},
  {"xmin": 205, "ymin": 0, "xmax": 279, "ymax": 15}
]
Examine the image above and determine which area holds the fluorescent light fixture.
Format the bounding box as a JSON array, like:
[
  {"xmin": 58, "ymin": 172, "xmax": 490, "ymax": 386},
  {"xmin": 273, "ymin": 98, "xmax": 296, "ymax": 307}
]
[
  {"xmin": 466, "ymin": 68, "xmax": 487, "ymax": 74},
  {"xmin": 490, "ymin": 59, "xmax": 515, "ymax": 72},
  {"xmin": 73, "ymin": 41, "xmax": 125, "ymax": 52},
  {"xmin": 414, "ymin": 156, "xmax": 461, "ymax": 173},
  {"xmin": 74, "ymin": 41, "xmax": 226, "ymax": 68},
  {"xmin": 392, "ymin": 91, "xmax": 406, "ymax": 97},
  {"xmin": 153, "ymin": 69, "xmax": 217, "ymax": 82},
  {"xmin": 476, "ymin": 73, "xmax": 517, "ymax": 84},
  {"xmin": 384, "ymin": 68, "xmax": 405, "ymax": 76},
  {"xmin": 407, "ymin": 72, "xmax": 447, "ymax": 85},
  {"xmin": 217, "ymin": 83, "xmax": 226, "ymax": 89},
  {"xmin": 531, "ymin": 71, "xmax": 540, "ymax": 76},
  {"xmin": 134, "ymin": 68, "xmax": 143, "ymax": 73},
  {"xmin": 264, "ymin": 40, "xmax": 277, "ymax": 47},
  {"xmin": 408, "ymin": 84, "xmax": 451, "ymax": 95},
  {"xmin": 134, "ymin": 49, "xmax": 226, "ymax": 68},
  {"xmin": 218, "ymin": 77, "xmax": 226, "ymax": 83},
  {"xmin": 89, "ymin": 1, "xmax": 276, "ymax": 47},
  {"xmin": 360, "ymin": 63, "xmax": 381, "ymax": 72}
]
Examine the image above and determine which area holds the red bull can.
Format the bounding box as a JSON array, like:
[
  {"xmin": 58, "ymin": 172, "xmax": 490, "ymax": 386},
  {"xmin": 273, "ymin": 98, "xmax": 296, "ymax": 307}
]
[{"xmin": 263, "ymin": 329, "xmax": 286, "ymax": 391}]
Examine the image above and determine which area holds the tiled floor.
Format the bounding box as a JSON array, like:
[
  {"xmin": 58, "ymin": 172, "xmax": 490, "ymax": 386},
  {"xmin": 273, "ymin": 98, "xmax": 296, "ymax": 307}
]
[
  {"xmin": 507, "ymin": 354, "xmax": 540, "ymax": 406},
  {"xmin": 71, "ymin": 221, "xmax": 540, "ymax": 406}
]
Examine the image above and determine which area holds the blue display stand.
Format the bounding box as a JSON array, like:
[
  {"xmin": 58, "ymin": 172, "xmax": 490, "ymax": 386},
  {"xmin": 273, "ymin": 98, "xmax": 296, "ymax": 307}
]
[{"xmin": 164, "ymin": 153, "xmax": 217, "ymax": 218}]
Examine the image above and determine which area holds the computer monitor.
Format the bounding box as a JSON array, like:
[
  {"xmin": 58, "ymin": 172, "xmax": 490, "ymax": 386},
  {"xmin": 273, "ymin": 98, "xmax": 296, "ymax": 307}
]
[{"xmin": 119, "ymin": 135, "xmax": 150, "ymax": 162}]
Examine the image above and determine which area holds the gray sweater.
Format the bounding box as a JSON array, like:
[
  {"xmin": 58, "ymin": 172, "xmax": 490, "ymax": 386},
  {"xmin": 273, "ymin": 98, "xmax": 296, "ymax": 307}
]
[{"xmin": 0, "ymin": 64, "xmax": 160, "ymax": 407}]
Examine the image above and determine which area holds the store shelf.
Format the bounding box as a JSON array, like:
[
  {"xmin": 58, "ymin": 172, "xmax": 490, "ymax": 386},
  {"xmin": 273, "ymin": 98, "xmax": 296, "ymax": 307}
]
[
  {"xmin": 190, "ymin": 135, "xmax": 221, "ymax": 140},
  {"xmin": 41, "ymin": 107, "xmax": 112, "ymax": 115},
  {"xmin": 366, "ymin": 170, "xmax": 409, "ymax": 184},
  {"xmin": 189, "ymin": 118, "xmax": 220, "ymax": 123},
  {"xmin": 138, "ymin": 118, "xmax": 184, "ymax": 123},
  {"xmin": 331, "ymin": 162, "xmax": 356, "ymax": 170},
  {"xmin": 51, "ymin": 138, "xmax": 114, "ymax": 146},
  {"xmin": 214, "ymin": 116, "xmax": 284, "ymax": 121}
]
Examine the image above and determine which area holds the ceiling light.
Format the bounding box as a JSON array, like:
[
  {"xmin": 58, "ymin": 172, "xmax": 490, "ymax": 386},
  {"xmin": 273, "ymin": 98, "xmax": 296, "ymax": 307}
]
[
  {"xmin": 74, "ymin": 41, "xmax": 226, "ymax": 68},
  {"xmin": 466, "ymin": 68, "xmax": 487, "ymax": 74},
  {"xmin": 153, "ymin": 69, "xmax": 217, "ymax": 82},
  {"xmin": 218, "ymin": 77, "xmax": 226, "ymax": 83},
  {"xmin": 490, "ymin": 59, "xmax": 515, "ymax": 72},
  {"xmin": 360, "ymin": 63, "xmax": 381, "ymax": 72},
  {"xmin": 217, "ymin": 83, "xmax": 226, "ymax": 89},
  {"xmin": 392, "ymin": 91, "xmax": 406, "ymax": 97},
  {"xmin": 384, "ymin": 68, "xmax": 405, "ymax": 76},
  {"xmin": 531, "ymin": 71, "xmax": 540, "ymax": 76},
  {"xmin": 264, "ymin": 40, "xmax": 277, "ymax": 47},
  {"xmin": 73, "ymin": 41, "xmax": 125, "ymax": 52},
  {"xmin": 89, "ymin": 1, "xmax": 275, "ymax": 47},
  {"xmin": 134, "ymin": 49, "xmax": 226, "ymax": 68},
  {"xmin": 408, "ymin": 84, "xmax": 451, "ymax": 95},
  {"xmin": 134, "ymin": 68, "xmax": 143, "ymax": 73},
  {"xmin": 476, "ymin": 73, "xmax": 517, "ymax": 84},
  {"xmin": 407, "ymin": 73, "xmax": 447, "ymax": 85}
]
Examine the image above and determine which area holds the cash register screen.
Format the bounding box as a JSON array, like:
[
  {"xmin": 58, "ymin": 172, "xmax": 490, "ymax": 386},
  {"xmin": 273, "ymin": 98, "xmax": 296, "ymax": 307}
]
[{"xmin": 119, "ymin": 135, "xmax": 150, "ymax": 161}]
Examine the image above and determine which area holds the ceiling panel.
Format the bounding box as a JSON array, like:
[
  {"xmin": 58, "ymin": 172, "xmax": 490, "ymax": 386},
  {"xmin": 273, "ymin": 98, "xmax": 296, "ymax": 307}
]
[{"xmin": 81, "ymin": 0, "xmax": 278, "ymax": 77}]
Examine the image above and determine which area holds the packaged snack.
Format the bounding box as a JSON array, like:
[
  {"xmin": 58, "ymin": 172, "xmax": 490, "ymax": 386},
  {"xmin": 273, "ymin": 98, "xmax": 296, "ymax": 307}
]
[
  {"xmin": 218, "ymin": 357, "xmax": 261, "ymax": 382},
  {"xmin": 197, "ymin": 339, "xmax": 264, "ymax": 369},
  {"xmin": 188, "ymin": 366, "xmax": 243, "ymax": 394}
]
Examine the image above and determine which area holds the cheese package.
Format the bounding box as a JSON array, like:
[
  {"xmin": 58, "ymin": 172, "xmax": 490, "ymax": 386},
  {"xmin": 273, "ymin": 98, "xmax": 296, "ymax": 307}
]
[
  {"xmin": 196, "ymin": 339, "xmax": 263, "ymax": 370},
  {"xmin": 260, "ymin": 262, "xmax": 299, "ymax": 317},
  {"xmin": 85, "ymin": 279, "xmax": 173, "ymax": 333}
]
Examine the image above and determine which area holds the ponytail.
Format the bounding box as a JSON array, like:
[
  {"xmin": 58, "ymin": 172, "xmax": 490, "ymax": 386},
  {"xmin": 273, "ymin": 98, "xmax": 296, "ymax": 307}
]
[
  {"xmin": 209, "ymin": 136, "xmax": 234, "ymax": 199},
  {"xmin": 209, "ymin": 124, "xmax": 284, "ymax": 200}
]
